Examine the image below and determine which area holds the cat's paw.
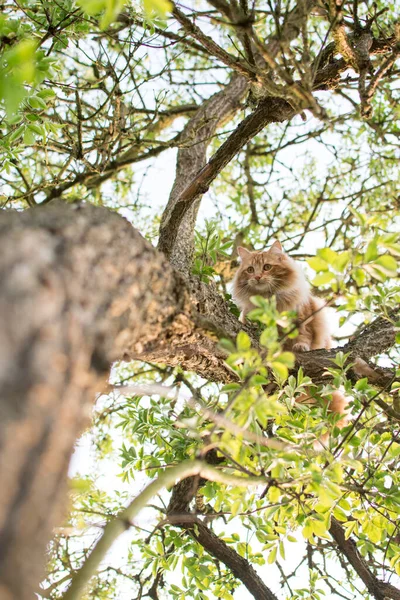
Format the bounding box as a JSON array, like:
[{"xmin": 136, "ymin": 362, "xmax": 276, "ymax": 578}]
[
  {"xmin": 292, "ymin": 342, "xmax": 310, "ymax": 353},
  {"xmin": 239, "ymin": 312, "xmax": 246, "ymax": 324}
]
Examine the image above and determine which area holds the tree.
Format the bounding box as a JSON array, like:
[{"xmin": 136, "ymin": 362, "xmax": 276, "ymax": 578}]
[{"xmin": 0, "ymin": 0, "xmax": 399, "ymax": 599}]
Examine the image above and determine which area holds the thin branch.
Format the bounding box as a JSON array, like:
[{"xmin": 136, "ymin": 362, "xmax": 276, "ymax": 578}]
[
  {"xmin": 172, "ymin": 4, "xmax": 257, "ymax": 79},
  {"xmin": 61, "ymin": 460, "xmax": 271, "ymax": 600}
]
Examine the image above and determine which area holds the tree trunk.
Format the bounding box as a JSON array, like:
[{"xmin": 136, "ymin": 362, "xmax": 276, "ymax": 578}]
[
  {"xmin": 158, "ymin": 74, "xmax": 248, "ymax": 273},
  {"xmin": 0, "ymin": 201, "xmax": 189, "ymax": 599}
]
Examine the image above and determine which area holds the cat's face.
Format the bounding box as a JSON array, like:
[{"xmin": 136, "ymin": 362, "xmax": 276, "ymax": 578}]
[{"xmin": 235, "ymin": 241, "xmax": 297, "ymax": 294}]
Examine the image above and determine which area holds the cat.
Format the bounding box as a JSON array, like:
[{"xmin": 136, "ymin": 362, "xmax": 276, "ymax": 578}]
[
  {"xmin": 232, "ymin": 241, "xmax": 331, "ymax": 351},
  {"xmin": 232, "ymin": 240, "xmax": 348, "ymax": 442}
]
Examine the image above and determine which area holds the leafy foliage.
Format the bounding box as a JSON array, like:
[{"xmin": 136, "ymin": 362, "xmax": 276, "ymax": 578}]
[
  {"xmin": 2, "ymin": 0, "xmax": 400, "ymax": 598},
  {"xmin": 193, "ymin": 220, "xmax": 233, "ymax": 282}
]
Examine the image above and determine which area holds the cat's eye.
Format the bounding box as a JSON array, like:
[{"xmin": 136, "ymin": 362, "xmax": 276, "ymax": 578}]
[
  {"xmin": 247, "ymin": 266, "xmax": 254, "ymax": 273},
  {"xmin": 263, "ymin": 264, "xmax": 272, "ymax": 271}
]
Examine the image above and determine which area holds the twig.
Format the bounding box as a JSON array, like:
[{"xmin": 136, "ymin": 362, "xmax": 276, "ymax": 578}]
[{"xmin": 61, "ymin": 460, "xmax": 273, "ymax": 600}]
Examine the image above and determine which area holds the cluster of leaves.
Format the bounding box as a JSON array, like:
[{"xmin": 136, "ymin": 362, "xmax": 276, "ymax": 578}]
[
  {"xmin": 306, "ymin": 236, "xmax": 400, "ymax": 330},
  {"xmin": 0, "ymin": 0, "xmax": 177, "ymax": 208},
  {"xmin": 307, "ymin": 233, "xmax": 399, "ymax": 289},
  {"xmin": 77, "ymin": 0, "xmax": 171, "ymax": 30},
  {"xmin": 5, "ymin": 0, "xmax": 398, "ymax": 597},
  {"xmin": 43, "ymin": 293, "xmax": 400, "ymax": 599},
  {"xmin": 0, "ymin": 15, "xmax": 56, "ymax": 117},
  {"xmin": 192, "ymin": 220, "xmax": 233, "ymax": 282}
]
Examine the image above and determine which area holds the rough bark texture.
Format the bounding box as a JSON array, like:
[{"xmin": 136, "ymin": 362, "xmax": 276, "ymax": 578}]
[
  {"xmin": 0, "ymin": 201, "xmax": 258, "ymax": 598},
  {"xmin": 0, "ymin": 202, "xmax": 190, "ymax": 599},
  {"xmin": 158, "ymin": 74, "xmax": 248, "ymax": 273},
  {"xmin": 330, "ymin": 518, "xmax": 400, "ymax": 600},
  {"xmin": 192, "ymin": 521, "xmax": 280, "ymax": 600},
  {"xmin": 0, "ymin": 202, "xmax": 398, "ymax": 599}
]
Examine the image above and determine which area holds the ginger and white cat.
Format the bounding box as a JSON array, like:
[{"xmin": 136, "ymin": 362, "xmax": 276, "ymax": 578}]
[
  {"xmin": 233, "ymin": 241, "xmax": 348, "ymax": 435},
  {"xmin": 233, "ymin": 241, "xmax": 331, "ymax": 351}
]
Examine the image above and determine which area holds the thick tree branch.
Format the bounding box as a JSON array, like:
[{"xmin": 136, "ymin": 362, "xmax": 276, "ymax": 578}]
[
  {"xmin": 158, "ymin": 38, "xmax": 395, "ymax": 261},
  {"xmin": 294, "ymin": 310, "xmax": 399, "ymax": 387},
  {"xmin": 158, "ymin": 74, "xmax": 248, "ymax": 272},
  {"xmin": 330, "ymin": 517, "xmax": 400, "ymax": 600},
  {"xmin": 158, "ymin": 28, "xmax": 399, "ymax": 264},
  {"xmin": 191, "ymin": 520, "xmax": 280, "ymax": 600},
  {"xmin": 167, "ymin": 473, "xmax": 280, "ymax": 600},
  {"xmin": 0, "ymin": 202, "xmax": 190, "ymax": 599}
]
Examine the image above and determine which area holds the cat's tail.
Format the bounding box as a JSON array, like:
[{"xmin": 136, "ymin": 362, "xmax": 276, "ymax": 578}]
[
  {"xmin": 314, "ymin": 390, "xmax": 350, "ymax": 450},
  {"xmin": 296, "ymin": 389, "xmax": 350, "ymax": 450}
]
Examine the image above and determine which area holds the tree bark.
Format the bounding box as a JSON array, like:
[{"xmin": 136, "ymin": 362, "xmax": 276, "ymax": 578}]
[
  {"xmin": 157, "ymin": 96, "xmax": 295, "ymax": 264},
  {"xmin": 158, "ymin": 73, "xmax": 248, "ymax": 273},
  {"xmin": 0, "ymin": 201, "xmax": 190, "ymax": 599},
  {"xmin": 191, "ymin": 521, "xmax": 280, "ymax": 600}
]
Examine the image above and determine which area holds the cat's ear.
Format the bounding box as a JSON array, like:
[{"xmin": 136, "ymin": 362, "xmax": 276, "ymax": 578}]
[
  {"xmin": 270, "ymin": 240, "xmax": 283, "ymax": 253},
  {"xmin": 237, "ymin": 246, "xmax": 251, "ymax": 260}
]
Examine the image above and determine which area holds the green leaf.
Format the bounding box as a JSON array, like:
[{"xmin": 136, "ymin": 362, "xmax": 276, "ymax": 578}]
[
  {"xmin": 260, "ymin": 327, "xmax": 277, "ymax": 347},
  {"xmin": 373, "ymin": 255, "xmax": 397, "ymax": 275},
  {"xmin": 364, "ymin": 238, "xmax": 378, "ymax": 262},
  {"xmin": 8, "ymin": 125, "xmax": 24, "ymax": 143},
  {"xmin": 219, "ymin": 338, "xmax": 236, "ymax": 353},
  {"xmin": 334, "ymin": 251, "xmax": 350, "ymax": 272},
  {"xmin": 343, "ymin": 521, "xmax": 357, "ymax": 539},
  {"xmin": 302, "ymin": 522, "xmax": 313, "ymax": 540},
  {"xmin": 276, "ymin": 351, "xmax": 295, "ymax": 367},
  {"xmin": 77, "ymin": 0, "xmax": 128, "ymax": 27},
  {"xmin": 23, "ymin": 126, "xmax": 36, "ymax": 145},
  {"xmin": 6, "ymin": 38, "xmax": 36, "ymax": 82},
  {"xmin": 143, "ymin": 0, "xmax": 172, "ymax": 17},
  {"xmin": 271, "ymin": 361, "xmax": 288, "ymax": 381},
  {"xmin": 384, "ymin": 242, "xmax": 400, "ymax": 257},
  {"xmin": 317, "ymin": 248, "xmax": 338, "ymax": 264},
  {"xmin": 268, "ymin": 486, "xmax": 281, "ymax": 503},
  {"xmin": 27, "ymin": 123, "xmax": 44, "ymax": 136},
  {"xmin": 364, "ymin": 264, "xmax": 386, "ymax": 282},
  {"xmin": 311, "ymin": 518, "xmax": 330, "ymax": 539},
  {"xmin": 279, "ymin": 540, "xmax": 285, "ymax": 559},
  {"xmin": 251, "ymin": 374, "xmax": 269, "ymax": 385},
  {"xmin": 221, "ymin": 383, "xmax": 241, "ymax": 392},
  {"xmin": 355, "ymin": 378, "xmax": 369, "ymax": 391},
  {"xmin": 352, "ymin": 268, "xmax": 366, "ymax": 286},
  {"xmin": 307, "ymin": 256, "xmax": 328, "ymax": 272},
  {"xmin": 28, "ymin": 96, "xmax": 47, "ymax": 110},
  {"xmin": 312, "ymin": 272, "xmax": 335, "ymax": 286},
  {"xmin": 36, "ymin": 89, "xmax": 56, "ymax": 99},
  {"xmin": 267, "ymin": 546, "xmax": 277, "ymax": 564},
  {"xmin": 236, "ymin": 331, "xmax": 251, "ymax": 351},
  {"xmin": 231, "ymin": 498, "xmax": 242, "ymax": 517},
  {"xmin": 76, "ymin": 0, "xmax": 107, "ymax": 16}
]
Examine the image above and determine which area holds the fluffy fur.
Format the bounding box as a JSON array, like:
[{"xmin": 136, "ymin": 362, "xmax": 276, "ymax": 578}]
[
  {"xmin": 232, "ymin": 241, "xmax": 331, "ymax": 351},
  {"xmin": 232, "ymin": 241, "xmax": 348, "ymax": 440}
]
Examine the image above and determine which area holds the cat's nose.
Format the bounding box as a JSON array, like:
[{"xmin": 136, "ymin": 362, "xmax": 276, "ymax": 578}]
[{"xmin": 255, "ymin": 275, "xmax": 261, "ymax": 281}]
